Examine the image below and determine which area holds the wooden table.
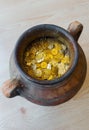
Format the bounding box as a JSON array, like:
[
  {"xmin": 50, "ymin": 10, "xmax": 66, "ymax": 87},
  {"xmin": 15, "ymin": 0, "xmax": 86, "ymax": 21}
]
[{"xmin": 0, "ymin": 0, "xmax": 89, "ymax": 130}]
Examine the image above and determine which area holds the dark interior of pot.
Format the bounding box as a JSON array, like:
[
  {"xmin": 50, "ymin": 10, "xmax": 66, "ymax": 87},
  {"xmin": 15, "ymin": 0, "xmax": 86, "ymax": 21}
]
[{"xmin": 15, "ymin": 24, "xmax": 78, "ymax": 82}]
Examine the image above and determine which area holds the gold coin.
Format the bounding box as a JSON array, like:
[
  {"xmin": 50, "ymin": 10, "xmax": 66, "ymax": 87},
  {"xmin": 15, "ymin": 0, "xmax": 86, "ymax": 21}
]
[
  {"xmin": 34, "ymin": 69, "xmax": 42, "ymax": 77},
  {"xmin": 51, "ymin": 48, "xmax": 58, "ymax": 55},
  {"xmin": 26, "ymin": 62, "xmax": 31, "ymax": 66},
  {"xmin": 30, "ymin": 46, "xmax": 37, "ymax": 54},
  {"xmin": 61, "ymin": 55, "xmax": 70, "ymax": 64},
  {"xmin": 48, "ymin": 43, "xmax": 54, "ymax": 49},
  {"xmin": 42, "ymin": 69, "xmax": 51, "ymax": 80},
  {"xmin": 58, "ymin": 63, "xmax": 66, "ymax": 75},
  {"xmin": 48, "ymin": 75, "xmax": 54, "ymax": 80},
  {"xmin": 48, "ymin": 54, "xmax": 53, "ymax": 59},
  {"xmin": 41, "ymin": 42, "xmax": 48, "ymax": 49},
  {"xmin": 24, "ymin": 57, "xmax": 30, "ymax": 62},
  {"xmin": 51, "ymin": 66, "xmax": 58, "ymax": 76},
  {"xmin": 50, "ymin": 59, "xmax": 58, "ymax": 67},
  {"xmin": 41, "ymin": 62, "xmax": 47, "ymax": 69},
  {"xmin": 44, "ymin": 49, "xmax": 50, "ymax": 54},
  {"xmin": 47, "ymin": 63, "xmax": 51, "ymax": 70},
  {"xmin": 53, "ymin": 53, "xmax": 62, "ymax": 62},
  {"xmin": 31, "ymin": 64, "xmax": 36, "ymax": 70},
  {"xmin": 59, "ymin": 53, "xmax": 64, "ymax": 60},
  {"xmin": 44, "ymin": 54, "xmax": 53, "ymax": 61},
  {"xmin": 36, "ymin": 52, "xmax": 45, "ymax": 62},
  {"xmin": 54, "ymin": 43, "xmax": 62, "ymax": 50},
  {"xmin": 28, "ymin": 69, "xmax": 34, "ymax": 76},
  {"xmin": 61, "ymin": 44, "xmax": 66, "ymax": 50},
  {"xmin": 30, "ymin": 53, "xmax": 35, "ymax": 59},
  {"xmin": 36, "ymin": 63, "xmax": 41, "ymax": 68}
]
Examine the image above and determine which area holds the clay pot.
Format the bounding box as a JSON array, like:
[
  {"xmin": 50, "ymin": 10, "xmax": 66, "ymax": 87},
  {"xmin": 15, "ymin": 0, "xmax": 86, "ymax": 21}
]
[{"xmin": 2, "ymin": 21, "xmax": 87, "ymax": 106}]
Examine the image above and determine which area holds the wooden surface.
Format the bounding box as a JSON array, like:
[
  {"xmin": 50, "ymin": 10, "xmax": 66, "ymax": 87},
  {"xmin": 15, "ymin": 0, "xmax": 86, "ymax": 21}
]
[{"xmin": 0, "ymin": 0, "xmax": 89, "ymax": 130}]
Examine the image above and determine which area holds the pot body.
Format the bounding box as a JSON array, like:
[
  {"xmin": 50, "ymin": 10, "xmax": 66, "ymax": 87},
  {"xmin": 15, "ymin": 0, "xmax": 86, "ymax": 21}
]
[
  {"xmin": 9, "ymin": 44, "xmax": 86, "ymax": 106},
  {"xmin": 2, "ymin": 21, "xmax": 87, "ymax": 106}
]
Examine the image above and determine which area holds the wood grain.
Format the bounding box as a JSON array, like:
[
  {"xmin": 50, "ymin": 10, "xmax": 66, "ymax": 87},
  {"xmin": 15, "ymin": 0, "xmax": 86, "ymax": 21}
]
[{"xmin": 0, "ymin": 0, "xmax": 89, "ymax": 130}]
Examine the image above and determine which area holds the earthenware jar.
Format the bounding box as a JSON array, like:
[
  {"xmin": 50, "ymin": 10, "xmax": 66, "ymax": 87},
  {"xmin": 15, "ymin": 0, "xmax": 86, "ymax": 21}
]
[{"xmin": 2, "ymin": 21, "xmax": 87, "ymax": 106}]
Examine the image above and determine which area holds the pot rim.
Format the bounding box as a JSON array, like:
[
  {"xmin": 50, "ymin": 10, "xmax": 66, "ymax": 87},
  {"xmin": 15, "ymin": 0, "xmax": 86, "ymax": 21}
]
[{"xmin": 14, "ymin": 24, "xmax": 78, "ymax": 85}]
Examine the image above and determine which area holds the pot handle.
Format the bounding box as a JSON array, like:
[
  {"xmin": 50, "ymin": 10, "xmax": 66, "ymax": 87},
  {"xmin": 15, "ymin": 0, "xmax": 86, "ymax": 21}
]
[
  {"xmin": 67, "ymin": 21, "xmax": 83, "ymax": 41},
  {"xmin": 2, "ymin": 79, "xmax": 24, "ymax": 98}
]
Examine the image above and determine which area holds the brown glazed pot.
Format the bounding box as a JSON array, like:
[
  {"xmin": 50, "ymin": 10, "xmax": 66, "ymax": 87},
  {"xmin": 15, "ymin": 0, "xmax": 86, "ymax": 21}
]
[{"xmin": 2, "ymin": 21, "xmax": 87, "ymax": 106}]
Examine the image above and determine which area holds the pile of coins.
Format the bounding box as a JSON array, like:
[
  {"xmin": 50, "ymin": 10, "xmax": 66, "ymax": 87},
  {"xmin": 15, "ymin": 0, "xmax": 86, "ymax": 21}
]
[{"xmin": 23, "ymin": 39, "xmax": 70, "ymax": 80}]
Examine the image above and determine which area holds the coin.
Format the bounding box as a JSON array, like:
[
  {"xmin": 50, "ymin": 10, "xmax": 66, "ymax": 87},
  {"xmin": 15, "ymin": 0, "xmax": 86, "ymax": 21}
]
[
  {"xmin": 36, "ymin": 52, "xmax": 45, "ymax": 63},
  {"xmin": 42, "ymin": 69, "xmax": 51, "ymax": 80},
  {"xmin": 41, "ymin": 62, "xmax": 47, "ymax": 69},
  {"xmin": 23, "ymin": 38, "xmax": 70, "ymax": 80},
  {"xmin": 49, "ymin": 59, "xmax": 58, "ymax": 67},
  {"xmin": 51, "ymin": 48, "xmax": 58, "ymax": 55},
  {"xmin": 61, "ymin": 55, "xmax": 70, "ymax": 64},
  {"xmin": 34, "ymin": 69, "xmax": 42, "ymax": 77},
  {"xmin": 48, "ymin": 75, "xmax": 54, "ymax": 80}
]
